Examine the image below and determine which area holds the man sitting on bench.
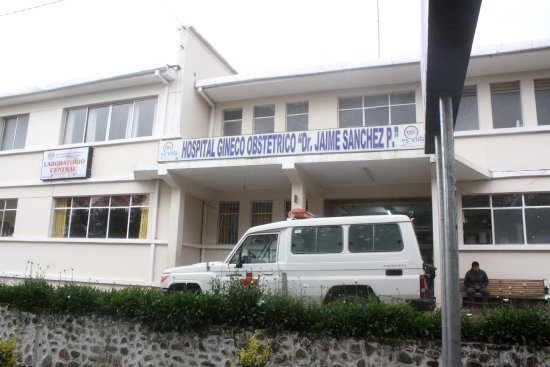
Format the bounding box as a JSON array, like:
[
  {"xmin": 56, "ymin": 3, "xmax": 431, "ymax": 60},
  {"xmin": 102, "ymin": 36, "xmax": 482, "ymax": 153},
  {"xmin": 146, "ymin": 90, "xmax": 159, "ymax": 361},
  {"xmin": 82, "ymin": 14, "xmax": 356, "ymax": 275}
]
[{"xmin": 464, "ymin": 261, "xmax": 490, "ymax": 309}]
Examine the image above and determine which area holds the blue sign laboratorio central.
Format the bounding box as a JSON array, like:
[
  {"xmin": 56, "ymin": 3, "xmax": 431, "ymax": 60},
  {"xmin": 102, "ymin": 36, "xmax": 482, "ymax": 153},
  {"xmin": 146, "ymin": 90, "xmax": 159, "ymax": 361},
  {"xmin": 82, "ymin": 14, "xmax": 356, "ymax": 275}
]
[{"xmin": 158, "ymin": 124, "xmax": 424, "ymax": 162}]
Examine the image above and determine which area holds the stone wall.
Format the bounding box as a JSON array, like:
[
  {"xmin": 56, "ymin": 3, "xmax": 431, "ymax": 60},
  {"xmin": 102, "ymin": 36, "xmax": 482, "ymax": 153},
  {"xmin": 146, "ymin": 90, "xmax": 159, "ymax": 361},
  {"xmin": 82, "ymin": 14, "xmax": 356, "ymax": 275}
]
[{"xmin": 1, "ymin": 304, "xmax": 549, "ymax": 367}]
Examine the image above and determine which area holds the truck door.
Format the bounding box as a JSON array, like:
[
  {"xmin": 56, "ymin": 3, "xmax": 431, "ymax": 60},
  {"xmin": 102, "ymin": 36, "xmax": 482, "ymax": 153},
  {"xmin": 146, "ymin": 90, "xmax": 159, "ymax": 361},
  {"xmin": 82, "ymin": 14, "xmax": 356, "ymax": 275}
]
[{"xmin": 221, "ymin": 233, "xmax": 281, "ymax": 291}]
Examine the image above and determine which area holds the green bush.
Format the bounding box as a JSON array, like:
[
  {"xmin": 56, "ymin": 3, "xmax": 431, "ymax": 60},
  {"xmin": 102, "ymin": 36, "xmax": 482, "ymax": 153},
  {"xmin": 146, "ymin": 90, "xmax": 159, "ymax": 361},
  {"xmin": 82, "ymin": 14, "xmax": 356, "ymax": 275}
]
[
  {"xmin": 1, "ymin": 279, "xmax": 549, "ymax": 348},
  {"xmin": 0, "ymin": 335, "xmax": 21, "ymax": 367}
]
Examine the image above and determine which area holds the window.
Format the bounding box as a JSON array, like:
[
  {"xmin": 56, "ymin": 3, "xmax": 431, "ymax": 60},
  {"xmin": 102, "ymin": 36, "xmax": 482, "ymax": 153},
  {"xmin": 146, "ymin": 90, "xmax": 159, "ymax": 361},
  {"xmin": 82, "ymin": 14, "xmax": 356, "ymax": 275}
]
[
  {"xmin": 253, "ymin": 105, "xmax": 275, "ymax": 134},
  {"xmin": 1, "ymin": 115, "xmax": 29, "ymax": 151},
  {"xmin": 229, "ymin": 233, "xmax": 278, "ymax": 264},
  {"xmin": 0, "ymin": 199, "xmax": 17, "ymax": 237},
  {"xmin": 455, "ymin": 86, "xmax": 479, "ymax": 131},
  {"xmin": 349, "ymin": 223, "xmax": 403, "ymax": 252},
  {"xmin": 287, "ymin": 101, "xmax": 308, "ymax": 131},
  {"xmin": 462, "ymin": 193, "xmax": 550, "ymax": 245},
  {"xmin": 535, "ymin": 78, "xmax": 550, "ymax": 126},
  {"xmin": 490, "ymin": 81, "xmax": 522, "ymax": 128},
  {"xmin": 251, "ymin": 201, "xmax": 272, "ymax": 227},
  {"xmin": 53, "ymin": 195, "xmax": 148, "ymax": 239},
  {"xmin": 291, "ymin": 226, "xmax": 343, "ymax": 254},
  {"xmin": 218, "ymin": 201, "xmax": 239, "ymax": 244},
  {"xmin": 63, "ymin": 98, "xmax": 157, "ymax": 144},
  {"xmin": 338, "ymin": 92, "xmax": 416, "ymax": 128},
  {"xmin": 222, "ymin": 109, "xmax": 242, "ymax": 136}
]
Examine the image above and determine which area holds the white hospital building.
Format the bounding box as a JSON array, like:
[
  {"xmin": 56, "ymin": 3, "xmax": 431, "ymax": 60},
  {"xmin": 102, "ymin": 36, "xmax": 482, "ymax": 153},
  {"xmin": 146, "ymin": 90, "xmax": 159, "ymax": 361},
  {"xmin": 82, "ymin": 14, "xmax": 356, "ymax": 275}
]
[{"xmin": 1, "ymin": 27, "xmax": 550, "ymax": 299}]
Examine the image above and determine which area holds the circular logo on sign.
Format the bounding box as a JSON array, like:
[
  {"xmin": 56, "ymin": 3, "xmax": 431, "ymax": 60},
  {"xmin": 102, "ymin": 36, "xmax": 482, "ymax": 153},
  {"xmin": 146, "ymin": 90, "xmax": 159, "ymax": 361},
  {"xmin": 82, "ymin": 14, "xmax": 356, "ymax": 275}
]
[
  {"xmin": 163, "ymin": 142, "xmax": 174, "ymax": 153},
  {"xmin": 404, "ymin": 126, "xmax": 419, "ymax": 139},
  {"xmin": 48, "ymin": 152, "xmax": 55, "ymax": 160}
]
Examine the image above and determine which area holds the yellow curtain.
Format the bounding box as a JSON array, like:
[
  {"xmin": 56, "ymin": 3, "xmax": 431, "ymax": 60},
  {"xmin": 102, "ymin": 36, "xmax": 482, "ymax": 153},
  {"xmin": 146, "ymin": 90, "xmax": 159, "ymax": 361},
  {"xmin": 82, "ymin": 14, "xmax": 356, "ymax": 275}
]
[
  {"xmin": 138, "ymin": 207, "xmax": 149, "ymax": 239},
  {"xmin": 54, "ymin": 198, "xmax": 69, "ymax": 237}
]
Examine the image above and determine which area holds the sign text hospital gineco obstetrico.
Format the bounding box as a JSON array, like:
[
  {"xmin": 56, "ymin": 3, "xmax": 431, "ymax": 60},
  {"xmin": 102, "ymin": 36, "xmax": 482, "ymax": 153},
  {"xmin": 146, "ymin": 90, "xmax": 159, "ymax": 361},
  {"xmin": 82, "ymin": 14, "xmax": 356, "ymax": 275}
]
[{"xmin": 158, "ymin": 124, "xmax": 424, "ymax": 162}]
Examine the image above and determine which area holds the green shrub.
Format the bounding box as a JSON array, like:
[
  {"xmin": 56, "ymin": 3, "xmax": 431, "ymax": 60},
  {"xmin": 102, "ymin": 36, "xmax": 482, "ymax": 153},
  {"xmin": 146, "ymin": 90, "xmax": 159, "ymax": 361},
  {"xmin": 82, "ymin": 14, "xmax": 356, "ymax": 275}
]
[
  {"xmin": 226, "ymin": 331, "xmax": 273, "ymax": 367},
  {"xmin": 0, "ymin": 335, "xmax": 21, "ymax": 367},
  {"xmin": 1, "ymin": 279, "xmax": 550, "ymax": 348}
]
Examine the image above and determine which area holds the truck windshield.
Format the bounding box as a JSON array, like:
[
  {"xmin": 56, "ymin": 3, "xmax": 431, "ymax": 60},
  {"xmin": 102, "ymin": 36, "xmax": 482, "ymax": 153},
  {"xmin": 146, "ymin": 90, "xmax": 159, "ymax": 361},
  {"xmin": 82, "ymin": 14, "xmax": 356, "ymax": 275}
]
[{"xmin": 229, "ymin": 233, "xmax": 278, "ymax": 264}]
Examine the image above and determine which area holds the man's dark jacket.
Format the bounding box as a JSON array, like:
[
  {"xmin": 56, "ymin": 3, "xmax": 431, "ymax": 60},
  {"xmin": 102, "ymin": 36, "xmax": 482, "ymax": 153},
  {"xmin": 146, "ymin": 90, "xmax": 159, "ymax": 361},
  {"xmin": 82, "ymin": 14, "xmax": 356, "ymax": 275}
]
[{"xmin": 464, "ymin": 269, "xmax": 489, "ymax": 288}]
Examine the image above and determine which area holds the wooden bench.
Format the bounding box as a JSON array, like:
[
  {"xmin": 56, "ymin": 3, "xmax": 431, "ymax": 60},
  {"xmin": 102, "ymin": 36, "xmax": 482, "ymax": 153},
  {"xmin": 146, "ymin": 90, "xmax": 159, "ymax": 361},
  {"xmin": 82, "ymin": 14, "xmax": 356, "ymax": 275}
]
[{"xmin": 459, "ymin": 279, "xmax": 548, "ymax": 303}]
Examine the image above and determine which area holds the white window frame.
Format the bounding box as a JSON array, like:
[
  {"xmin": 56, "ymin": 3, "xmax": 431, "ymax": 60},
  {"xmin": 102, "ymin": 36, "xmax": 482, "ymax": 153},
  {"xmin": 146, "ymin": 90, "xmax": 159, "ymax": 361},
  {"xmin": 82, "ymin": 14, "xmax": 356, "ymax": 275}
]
[
  {"xmin": 286, "ymin": 101, "xmax": 309, "ymax": 131},
  {"xmin": 338, "ymin": 92, "xmax": 416, "ymax": 127},
  {"xmin": 63, "ymin": 97, "xmax": 157, "ymax": 144},
  {"xmin": 222, "ymin": 109, "xmax": 243, "ymax": 136},
  {"xmin": 0, "ymin": 199, "xmax": 17, "ymax": 237},
  {"xmin": 462, "ymin": 193, "xmax": 550, "ymax": 246},
  {"xmin": 1, "ymin": 114, "xmax": 29, "ymax": 151},
  {"xmin": 253, "ymin": 105, "xmax": 275, "ymax": 134},
  {"xmin": 53, "ymin": 195, "xmax": 148, "ymax": 239},
  {"xmin": 217, "ymin": 201, "xmax": 240, "ymax": 244}
]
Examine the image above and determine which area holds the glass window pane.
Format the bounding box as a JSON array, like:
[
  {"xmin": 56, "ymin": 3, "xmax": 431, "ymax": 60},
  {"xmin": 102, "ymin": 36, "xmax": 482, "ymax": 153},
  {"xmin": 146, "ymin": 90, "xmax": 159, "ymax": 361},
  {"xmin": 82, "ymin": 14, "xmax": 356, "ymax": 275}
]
[
  {"xmin": 129, "ymin": 207, "xmax": 147, "ymax": 238},
  {"xmin": 1, "ymin": 118, "xmax": 17, "ymax": 150},
  {"xmin": 254, "ymin": 118, "xmax": 274, "ymax": 134},
  {"xmin": 72, "ymin": 197, "xmax": 90, "ymax": 207},
  {"xmin": 493, "ymin": 209, "xmax": 524, "ymax": 244},
  {"xmin": 374, "ymin": 224, "xmax": 403, "ymax": 252},
  {"xmin": 525, "ymin": 193, "xmax": 550, "ymax": 206},
  {"xmin": 390, "ymin": 92, "xmax": 415, "ymax": 104},
  {"xmin": 492, "ymin": 194, "xmax": 522, "ymax": 207},
  {"xmin": 69, "ymin": 209, "xmax": 89, "ymax": 238},
  {"xmin": 224, "ymin": 109, "xmax": 242, "ymax": 121},
  {"xmin": 391, "ymin": 105, "xmax": 416, "ymax": 124},
  {"xmin": 108, "ymin": 208, "xmax": 129, "ymax": 238},
  {"xmin": 13, "ymin": 115, "xmax": 29, "ymax": 149},
  {"xmin": 364, "ymin": 94, "xmax": 388, "ymax": 107},
  {"xmin": 287, "ymin": 101, "xmax": 308, "ymax": 115},
  {"xmin": 132, "ymin": 99, "xmax": 156, "ymax": 137},
  {"xmin": 91, "ymin": 196, "xmax": 110, "ymax": 207},
  {"xmin": 254, "ymin": 105, "xmax": 274, "ymax": 118},
  {"xmin": 463, "ymin": 209, "xmax": 492, "ymax": 244},
  {"xmin": 64, "ymin": 109, "xmax": 87, "ymax": 144},
  {"xmin": 223, "ymin": 120, "xmax": 242, "ymax": 136},
  {"xmin": 455, "ymin": 95, "xmax": 479, "ymax": 131},
  {"xmin": 349, "ymin": 224, "xmax": 374, "ymax": 252},
  {"xmin": 287, "ymin": 115, "xmax": 308, "ymax": 131},
  {"xmin": 86, "ymin": 106, "xmax": 109, "ymax": 142},
  {"xmin": 316, "ymin": 226, "xmax": 342, "ymax": 253},
  {"xmin": 1, "ymin": 210, "xmax": 16, "ymax": 236},
  {"xmin": 53, "ymin": 208, "xmax": 70, "ymax": 237},
  {"xmin": 535, "ymin": 89, "xmax": 550, "ymax": 126},
  {"xmin": 339, "ymin": 110, "xmax": 363, "ymax": 127},
  {"xmin": 339, "ymin": 96, "xmax": 362, "ymax": 109},
  {"xmin": 365, "ymin": 107, "xmax": 389, "ymax": 126},
  {"xmin": 526, "ymin": 208, "xmax": 550, "ymax": 244},
  {"xmin": 109, "ymin": 103, "xmax": 132, "ymax": 140},
  {"xmin": 4, "ymin": 199, "xmax": 17, "ymax": 209},
  {"xmin": 88, "ymin": 208, "xmax": 108, "ymax": 238},
  {"xmin": 55, "ymin": 198, "xmax": 72, "ymax": 208},
  {"xmin": 218, "ymin": 202, "xmax": 239, "ymax": 244},
  {"xmin": 111, "ymin": 196, "xmax": 131, "ymax": 207},
  {"xmin": 131, "ymin": 195, "xmax": 148, "ymax": 206},
  {"xmin": 291, "ymin": 227, "xmax": 316, "ymax": 254},
  {"xmin": 491, "ymin": 92, "xmax": 522, "ymax": 128},
  {"xmin": 462, "ymin": 195, "xmax": 490, "ymax": 208}
]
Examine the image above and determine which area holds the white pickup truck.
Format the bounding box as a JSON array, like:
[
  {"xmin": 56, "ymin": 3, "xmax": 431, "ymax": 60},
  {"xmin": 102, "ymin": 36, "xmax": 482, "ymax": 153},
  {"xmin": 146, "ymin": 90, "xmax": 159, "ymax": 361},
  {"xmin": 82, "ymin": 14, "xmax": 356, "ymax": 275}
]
[{"xmin": 161, "ymin": 215, "xmax": 431, "ymax": 304}]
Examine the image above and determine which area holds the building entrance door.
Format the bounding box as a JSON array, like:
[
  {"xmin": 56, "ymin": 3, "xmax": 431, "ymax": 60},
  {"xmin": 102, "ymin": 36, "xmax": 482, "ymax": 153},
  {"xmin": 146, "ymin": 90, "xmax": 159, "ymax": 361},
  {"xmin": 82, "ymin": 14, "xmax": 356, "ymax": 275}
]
[{"xmin": 327, "ymin": 199, "xmax": 433, "ymax": 264}]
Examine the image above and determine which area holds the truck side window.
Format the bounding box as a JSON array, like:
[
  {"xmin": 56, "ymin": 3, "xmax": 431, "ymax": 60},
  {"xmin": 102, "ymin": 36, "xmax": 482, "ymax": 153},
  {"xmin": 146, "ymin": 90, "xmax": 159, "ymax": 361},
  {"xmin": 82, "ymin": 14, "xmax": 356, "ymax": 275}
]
[
  {"xmin": 229, "ymin": 233, "xmax": 278, "ymax": 264},
  {"xmin": 349, "ymin": 224, "xmax": 403, "ymax": 252},
  {"xmin": 291, "ymin": 226, "xmax": 343, "ymax": 254}
]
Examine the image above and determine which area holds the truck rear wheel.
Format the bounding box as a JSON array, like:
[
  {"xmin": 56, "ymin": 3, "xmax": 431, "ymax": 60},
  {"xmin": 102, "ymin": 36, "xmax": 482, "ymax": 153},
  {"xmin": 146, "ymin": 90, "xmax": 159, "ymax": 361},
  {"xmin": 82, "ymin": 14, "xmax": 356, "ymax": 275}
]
[
  {"xmin": 324, "ymin": 285, "xmax": 378, "ymax": 304},
  {"xmin": 167, "ymin": 283, "xmax": 202, "ymax": 294}
]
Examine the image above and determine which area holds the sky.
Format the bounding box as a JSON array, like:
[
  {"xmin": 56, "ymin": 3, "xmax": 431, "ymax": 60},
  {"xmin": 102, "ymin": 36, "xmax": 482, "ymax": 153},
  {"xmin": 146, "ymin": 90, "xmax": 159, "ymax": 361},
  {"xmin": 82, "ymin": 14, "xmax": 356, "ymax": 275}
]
[{"xmin": 1, "ymin": 0, "xmax": 550, "ymax": 94}]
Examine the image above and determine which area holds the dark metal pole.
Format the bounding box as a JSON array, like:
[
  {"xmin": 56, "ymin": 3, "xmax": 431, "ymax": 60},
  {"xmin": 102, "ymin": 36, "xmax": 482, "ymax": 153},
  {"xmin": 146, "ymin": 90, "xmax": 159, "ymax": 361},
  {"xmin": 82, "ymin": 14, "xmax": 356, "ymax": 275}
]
[{"xmin": 438, "ymin": 96, "xmax": 461, "ymax": 366}]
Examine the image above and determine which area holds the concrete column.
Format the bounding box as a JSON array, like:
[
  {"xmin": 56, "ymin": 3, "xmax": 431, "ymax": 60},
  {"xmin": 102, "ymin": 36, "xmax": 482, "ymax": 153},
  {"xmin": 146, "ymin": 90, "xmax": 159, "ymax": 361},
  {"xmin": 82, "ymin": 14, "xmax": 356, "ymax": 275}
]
[
  {"xmin": 520, "ymin": 78, "xmax": 537, "ymax": 127},
  {"xmin": 167, "ymin": 186, "xmax": 185, "ymax": 268},
  {"xmin": 291, "ymin": 183, "xmax": 307, "ymax": 210},
  {"xmin": 477, "ymin": 80, "xmax": 493, "ymax": 130}
]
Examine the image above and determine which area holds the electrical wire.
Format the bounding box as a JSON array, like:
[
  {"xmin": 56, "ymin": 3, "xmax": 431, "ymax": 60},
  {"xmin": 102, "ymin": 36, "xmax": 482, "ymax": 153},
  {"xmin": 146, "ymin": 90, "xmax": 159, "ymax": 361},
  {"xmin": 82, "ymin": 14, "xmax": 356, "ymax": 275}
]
[{"xmin": 0, "ymin": 0, "xmax": 67, "ymax": 17}]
